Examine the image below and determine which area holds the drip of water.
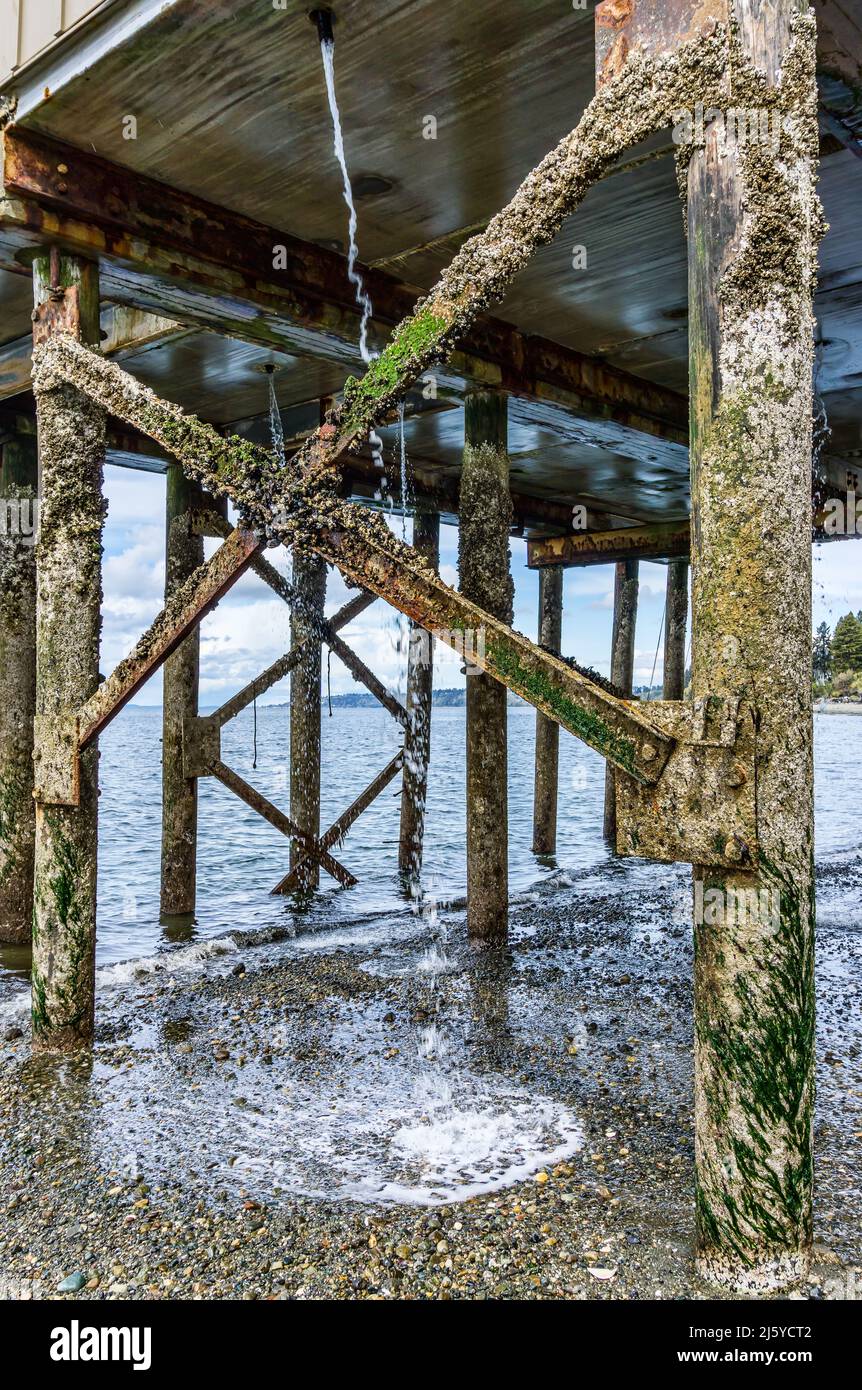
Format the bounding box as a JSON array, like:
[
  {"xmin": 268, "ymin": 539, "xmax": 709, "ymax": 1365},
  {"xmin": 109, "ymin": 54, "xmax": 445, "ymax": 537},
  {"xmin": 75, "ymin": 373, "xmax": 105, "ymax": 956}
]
[
  {"xmin": 398, "ymin": 399, "xmax": 410, "ymax": 536},
  {"xmin": 268, "ymin": 371, "xmax": 286, "ymax": 468},
  {"xmin": 319, "ymin": 37, "xmax": 374, "ymax": 366}
]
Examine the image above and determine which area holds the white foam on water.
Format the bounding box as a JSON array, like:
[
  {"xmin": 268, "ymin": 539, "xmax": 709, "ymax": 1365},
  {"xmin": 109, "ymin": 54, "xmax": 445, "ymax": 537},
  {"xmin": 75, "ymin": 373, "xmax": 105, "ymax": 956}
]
[{"xmin": 204, "ymin": 1073, "xmax": 582, "ymax": 1208}]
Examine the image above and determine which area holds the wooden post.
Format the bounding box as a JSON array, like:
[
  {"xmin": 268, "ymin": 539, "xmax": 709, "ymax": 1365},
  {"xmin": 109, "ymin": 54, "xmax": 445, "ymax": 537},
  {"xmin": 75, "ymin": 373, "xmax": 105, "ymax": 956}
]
[
  {"xmin": 0, "ymin": 423, "xmax": 37, "ymax": 943},
  {"xmin": 30, "ymin": 250, "xmax": 105, "ymax": 1051},
  {"xmin": 532, "ymin": 564, "xmax": 563, "ymax": 855},
  {"xmin": 663, "ymin": 558, "xmax": 689, "ymax": 700},
  {"xmin": 603, "ymin": 559, "xmax": 639, "ymax": 844},
  {"xmin": 459, "ymin": 391, "xmax": 513, "ymax": 944},
  {"xmin": 399, "ymin": 511, "xmax": 440, "ymax": 889},
  {"xmin": 688, "ymin": 1, "xmax": 819, "ymax": 1289},
  {"xmin": 289, "ymin": 550, "xmax": 327, "ymax": 890},
  {"xmin": 160, "ymin": 466, "xmax": 223, "ymax": 917}
]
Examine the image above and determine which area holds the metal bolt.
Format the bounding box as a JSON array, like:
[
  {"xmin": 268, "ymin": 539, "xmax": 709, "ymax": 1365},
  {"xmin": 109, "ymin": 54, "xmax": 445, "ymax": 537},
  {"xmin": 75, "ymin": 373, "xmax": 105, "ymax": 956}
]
[
  {"xmin": 726, "ymin": 763, "xmax": 747, "ymax": 788},
  {"xmin": 641, "ymin": 743, "xmax": 657, "ymax": 762}
]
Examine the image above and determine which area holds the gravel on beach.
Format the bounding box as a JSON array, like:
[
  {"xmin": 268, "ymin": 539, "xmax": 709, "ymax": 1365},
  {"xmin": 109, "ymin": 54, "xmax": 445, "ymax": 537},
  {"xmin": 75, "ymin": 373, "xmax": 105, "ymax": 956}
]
[{"xmin": 1, "ymin": 864, "xmax": 859, "ymax": 1302}]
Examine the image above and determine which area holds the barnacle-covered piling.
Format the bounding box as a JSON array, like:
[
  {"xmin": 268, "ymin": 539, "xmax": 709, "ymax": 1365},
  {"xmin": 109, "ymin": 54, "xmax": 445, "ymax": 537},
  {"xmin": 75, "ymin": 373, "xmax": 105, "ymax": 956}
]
[
  {"xmin": 663, "ymin": 559, "xmax": 689, "ymax": 701},
  {"xmin": 460, "ymin": 392, "xmax": 513, "ymax": 945},
  {"xmin": 532, "ymin": 565, "xmax": 564, "ymax": 857},
  {"xmin": 399, "ymin": 512, "xmax": 440, "ymax": 888},
  {"xmin": 30, "ymin": 252, "xmax": 105, "ymax": 1052},
  {"xmin": 0, "ymin": 425, "xmax": 37, "ymax": 944},
  {"xmin": 290, "ymin": 551, "xmax": 327, "ymax": 891},
  {"xmin": 603, "ymin": 561, "xmax": 639, "ymax": 844},
  {"xmin": 684, "ymin": 4, "xmax": 822, "ymax": 1290},
  {"xmin": 160, "ymin": 466, "xmax": 221, "ymax": 917}
]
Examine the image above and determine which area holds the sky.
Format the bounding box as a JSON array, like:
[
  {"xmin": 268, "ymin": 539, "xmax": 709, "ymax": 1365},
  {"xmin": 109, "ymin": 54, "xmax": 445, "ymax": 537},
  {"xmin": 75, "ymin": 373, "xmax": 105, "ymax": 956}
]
[{"xmin": 102, "ymin": 463, "xmax": 860, "ymax": 711}]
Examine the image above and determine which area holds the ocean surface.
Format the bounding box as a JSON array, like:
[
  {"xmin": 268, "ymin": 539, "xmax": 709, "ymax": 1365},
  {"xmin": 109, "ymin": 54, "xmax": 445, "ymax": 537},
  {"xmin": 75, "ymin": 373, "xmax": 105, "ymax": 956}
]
[{"xmin": 0, "ymin": 705, "xmax": 859, "ymax": 998}]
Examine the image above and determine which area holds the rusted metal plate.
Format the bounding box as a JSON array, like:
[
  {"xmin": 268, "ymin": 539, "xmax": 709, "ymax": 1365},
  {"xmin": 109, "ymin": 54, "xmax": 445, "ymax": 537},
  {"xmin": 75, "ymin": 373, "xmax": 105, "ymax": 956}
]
[
  {"xmin": 31, "ymin": 284, "xmax": 82, "ymax": 348},
  {"xmin": 528, "ymin": 521, "xmax": 690, "ymax": 568},
  {"xmin": 182, "ymin": 714, "xmax": 221, "ymax": 780},
  {"xmin": 596, "ymin": 0, "xmax": 729, "ymax": 84},
  {"xmin": 33, "ymin": 713, "xmax": 80, "ymax": 806},
  {"xmin": 614, "ymin": 698, "xmax": 757, "ymax": 868}
]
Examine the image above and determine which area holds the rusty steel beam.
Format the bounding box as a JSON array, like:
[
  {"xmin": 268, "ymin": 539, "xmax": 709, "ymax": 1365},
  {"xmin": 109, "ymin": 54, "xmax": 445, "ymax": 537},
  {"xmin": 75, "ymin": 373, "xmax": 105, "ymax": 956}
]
[
  {"xmin": 272, "ymin": 751, "xmax": 405, "ymax": 896},
  {"xmin": 317, "ymin": 524, "xmax": 673, "ymax": 784},
  {"xmin": 0, "ymin": 126, "xmax": 688, "ymax": 457},
  {"xmin": 209, "ymin": 759, "xmax": 356, "ymax": 889},
  {"xmin": 77, "ymin": 527, "xmax": 263, "ymax": 750},
  {"xmin": 528, "ymin": 521, "xmax": 691, "ymax": 568}
]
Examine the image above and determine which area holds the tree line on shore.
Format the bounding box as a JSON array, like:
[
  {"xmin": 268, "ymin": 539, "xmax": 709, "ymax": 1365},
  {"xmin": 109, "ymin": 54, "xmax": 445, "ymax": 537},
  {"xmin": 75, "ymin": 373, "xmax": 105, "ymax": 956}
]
[{"xmin": 814, "ymin": 612, "xmax": 862, "ymax": 698}]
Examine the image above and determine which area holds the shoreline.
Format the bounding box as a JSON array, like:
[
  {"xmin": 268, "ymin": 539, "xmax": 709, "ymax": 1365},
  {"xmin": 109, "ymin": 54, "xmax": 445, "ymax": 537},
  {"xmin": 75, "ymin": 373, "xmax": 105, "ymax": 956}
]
[{"xmin": 1, "ymin": 862, "xmax": 859, "ymax": 1301}]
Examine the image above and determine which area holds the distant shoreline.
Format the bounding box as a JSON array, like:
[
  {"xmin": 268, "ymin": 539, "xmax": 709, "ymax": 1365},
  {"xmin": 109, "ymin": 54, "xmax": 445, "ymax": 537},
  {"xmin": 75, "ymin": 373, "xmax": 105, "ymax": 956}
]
[{"xmin": 816, "ymin": 701, "xmax": 862, "ymax": 715}]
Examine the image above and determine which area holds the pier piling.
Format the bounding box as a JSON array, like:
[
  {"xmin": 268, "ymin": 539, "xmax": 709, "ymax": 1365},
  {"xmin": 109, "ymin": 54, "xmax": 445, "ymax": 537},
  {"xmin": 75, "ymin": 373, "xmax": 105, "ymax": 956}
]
[
  {"xmin": 30, "ymin": 250, "xmax": 105, "ymax": 1051},
  {"xmin": 459, "ymin": 391, "xmax": 513, "ymax": 945},
  {"xmin": 0, "ymin": 422, "xmax": 37, "ymax": 943},
  {"xmin": 602, "ymin": 560, "xmax": 639, "ymax": 845},
  {"xmin": 289, "ymin": 549, "xmax": 327, "ymax": 890},
  {"xmin": 399, "ymin": 511, "xmax": 440, "ymax": 888},
  {"xmin": 532, "ymin": 564, "xmax": 563, "ymax": 856},
  {"xmin": 662, "ymin": 559, "xmax": 689, "ymax": 701},
  {"xmin": 160, "ymin": 465, "xmax": 224, "ymax": 917},
  {"xmin": 686, "ymin": 0, "xmax": 819, "ymax": 1290}
]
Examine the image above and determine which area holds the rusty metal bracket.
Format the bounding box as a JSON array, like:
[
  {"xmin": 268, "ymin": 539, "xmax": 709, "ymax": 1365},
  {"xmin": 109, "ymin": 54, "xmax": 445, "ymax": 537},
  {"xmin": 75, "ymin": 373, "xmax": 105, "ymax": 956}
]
[
  {"xmin": 615, "ymin": 697, "xmax": 756, "ymax": 868},
  {"xmin": 596, "ymin": 0, "xmax": 728, "ymax": 85},
  {"xmin": 183, "ymin": 714, "xmax": 221, "ymax": 780},
  {"xmin": 33, "ymin": 713, "xmax": 81, "ymax": 806}
]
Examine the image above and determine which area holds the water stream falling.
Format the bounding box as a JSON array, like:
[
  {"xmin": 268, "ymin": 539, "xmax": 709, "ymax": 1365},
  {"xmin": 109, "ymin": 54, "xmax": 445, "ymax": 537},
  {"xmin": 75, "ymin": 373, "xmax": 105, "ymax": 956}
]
[
  {"xmin": 267, "ymin": 368, "xmax": 286, "ymax": 469},
  {"xmin": 318, "ymin": 32, "xmax": 385, "ymax": 475},
  {"xmin": 320, "ymin": 36, "xmax": 374, "ymax": 365},
  {"xmin": 289, "ymin": 23, "xmax": 585, "ymax": 1201}
]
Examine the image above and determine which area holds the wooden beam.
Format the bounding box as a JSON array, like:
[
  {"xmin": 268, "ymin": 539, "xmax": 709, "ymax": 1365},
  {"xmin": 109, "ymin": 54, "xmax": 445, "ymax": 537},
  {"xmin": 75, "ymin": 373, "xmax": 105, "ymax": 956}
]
[
  {"xmin": 528, "ymin": 522, "xmax": 691, "ymax": 568},
  {"xmin": 77, "ymin": 527, "xmax": 263, "ymax": 749},
  {"xmin": 209, "ymin": 759, "xmax": 356, "ymax": 889},
  {"xmin": 0, "ymin": 126, "xmax": 688, "ymax": 462},
  {"xmin": 273, "ymin": 752, "xmax": 405, "ymax": 896},
  {"xmin": 0, "ymin": 304, "xmax": 187, "ymax": 401},
  {"xmin": 209, "ymin": 590, "xmax": 378, "ymax": 728}
]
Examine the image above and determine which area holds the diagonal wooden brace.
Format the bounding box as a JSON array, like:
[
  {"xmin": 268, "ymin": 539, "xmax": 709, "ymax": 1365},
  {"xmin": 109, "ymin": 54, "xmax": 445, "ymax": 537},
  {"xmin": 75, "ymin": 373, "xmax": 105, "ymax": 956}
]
[
  {"xmin": 208, "ymin": 757, "xmax": 356, "ymax": 888},
  {"xmin": 272, "ymin": 750, "xmax": 405, "ymax": 895},
  {"xmin": 78, "ymin": 526, "xmax": 263, "ymax": 751}
]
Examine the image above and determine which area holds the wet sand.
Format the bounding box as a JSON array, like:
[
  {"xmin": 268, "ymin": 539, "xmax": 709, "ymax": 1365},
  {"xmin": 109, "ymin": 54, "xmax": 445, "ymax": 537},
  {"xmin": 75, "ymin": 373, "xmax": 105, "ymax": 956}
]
[{"xmin": 1, "ymin": 862, "xmax": 859, "ymax": 1301}]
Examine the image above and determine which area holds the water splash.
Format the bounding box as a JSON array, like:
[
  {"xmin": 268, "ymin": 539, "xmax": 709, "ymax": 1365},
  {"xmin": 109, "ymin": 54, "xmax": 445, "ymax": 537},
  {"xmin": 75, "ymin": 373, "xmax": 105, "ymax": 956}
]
[{"xmin": 319, "ymin": 37, "xmax": 374, "ymax": 366}]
